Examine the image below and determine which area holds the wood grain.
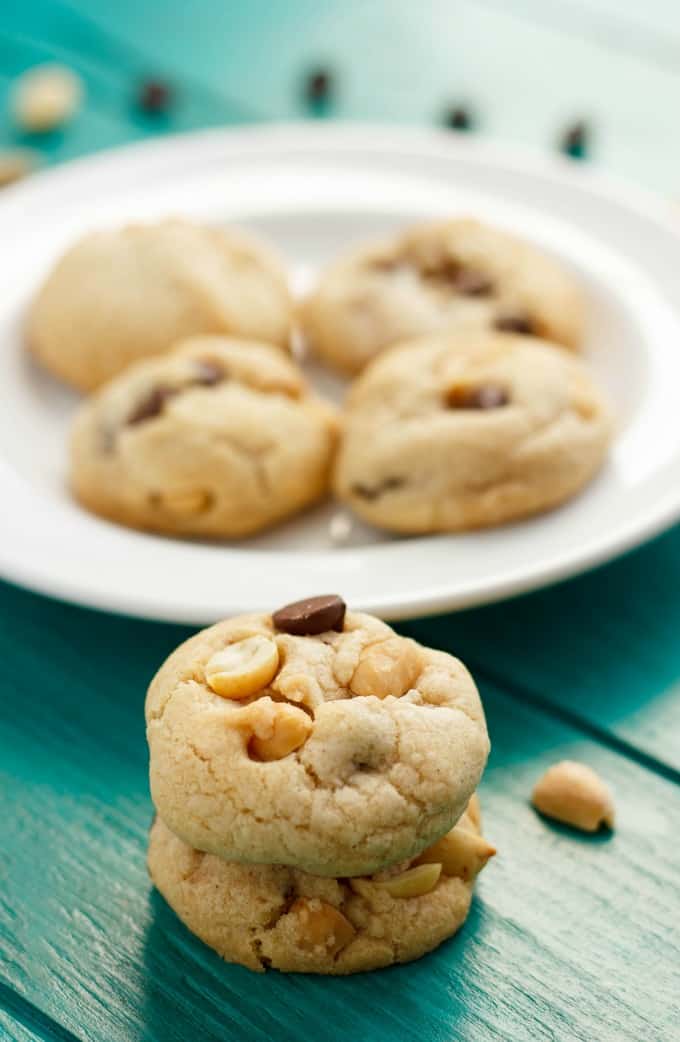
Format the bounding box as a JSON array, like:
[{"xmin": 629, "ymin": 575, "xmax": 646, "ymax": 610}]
[{"xmin": 0, "ymin": 582, "xmax": 677, "ymax": 1041}]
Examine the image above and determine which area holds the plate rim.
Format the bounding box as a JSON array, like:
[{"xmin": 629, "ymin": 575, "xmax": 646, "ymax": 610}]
[{"xmin": 2, "ymin": 121, "xmax": 680, "ymax": 624}]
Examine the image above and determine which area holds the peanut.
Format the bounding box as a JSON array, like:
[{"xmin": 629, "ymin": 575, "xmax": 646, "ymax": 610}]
[
  {"xmin": 159, "ymin": 489, "xmax": 212, "ymax": 515},
  {"xmin": 12, "ymin": 64, "xmax": 83, "ymax": 132},
  {"xmin": 249, "ymin": 703, "xmax": 312, "ymax": 761},
  {"xmin": 291, "ymin": 898, "xmax": 356, "ymax": 955},
  {"xmin": 532, "ymin": 760, "xmax": 615, "ymax": 832},
  {"xmin": 375, "ymin": 862, "xmax": 441, "ymax": 898},
  {"xmin": 414, "ymin": 825, "xmax": 496, "ymax": 880},
  {"xmin": 350, "ymin": 637, "xmax": 422, "ymax": 699},
  {"xmin": 464, "ymin": 793, "xmax": 482, "ymax": 831},
  {"xmin": 0, "ymin": 149, "xmax": 38, "ymax": 188},
  {"xmin": 205, "ymin": 635, "xmax": 279, "ymax": 699}
]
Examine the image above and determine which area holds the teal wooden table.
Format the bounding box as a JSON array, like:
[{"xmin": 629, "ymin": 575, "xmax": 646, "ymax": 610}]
[{"xmin": 1, "ymin": 4, "xmax": 680, "ymax": 1040}]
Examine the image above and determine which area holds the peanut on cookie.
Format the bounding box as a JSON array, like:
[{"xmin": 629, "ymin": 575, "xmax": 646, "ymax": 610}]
[
  {"xmin": 148, "ymin": 800, "xmax": 493, "ymax": 974},
  {"xmin": 145, "ymin": 597, "xmax": 490, "ymax": 876}
]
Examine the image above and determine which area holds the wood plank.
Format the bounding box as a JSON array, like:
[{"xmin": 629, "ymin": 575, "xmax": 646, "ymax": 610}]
[
  {"xmin": 402, "ymin": 524, "xmax": 680, "ymax": 777},
  {"xmin": 0, "ymin": 581, "xmax": 677, "ymax": 1041}
]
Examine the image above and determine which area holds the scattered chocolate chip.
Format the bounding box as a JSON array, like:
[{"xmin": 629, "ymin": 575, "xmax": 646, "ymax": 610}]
[
  {"xmin": 138, "ymin": 79, "xmax": 173, "ymax": 114},
  {"xmin": 560, "ymin": 120, "xmax": 589, "ymax": 160},
  {"xmin": 447, "ymin": 384, "xmax": 509, "ymax": 410},
  {"xmin": 352, "ymin": 476, "xmax": 404, "ymax": 501},
  {"xmin": 443, "ymin": 105, "xmax": 473, "ymax": 131},
  {"xmin": 273, "ymin": 594, "xmax": 346, "ymax": 636},
  {"xmin": 193, "ymin": 359, "xmax": 225, "ymax": 386},
  {"xmin": 305, "ymin": 68, "xmax": 333, "ymax": 105},
  {"xmin": 453, "ymin": 268, "xmax": 494, "ymax": 296},
  {"xmin": 494, "ymin": 313, "xmax": 535, "ymax": 335},
  {"xmin": 127, "ymin": 384, "xmax": 176, "ymax": 425}
]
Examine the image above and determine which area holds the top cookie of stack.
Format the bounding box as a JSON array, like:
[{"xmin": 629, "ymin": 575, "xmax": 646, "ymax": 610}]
[{"xmin": 146, "ymin": 594, "xmax": 490, "ymax": 876}]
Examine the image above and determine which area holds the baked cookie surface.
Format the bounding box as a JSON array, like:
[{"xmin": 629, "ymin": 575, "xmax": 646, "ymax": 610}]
[
  {"xmin": 70, "ymin": 336, "xmax": 337, "ymax": 538},
  {"xmin": 334, "ymin": 331, "xmax": 613, "ymax": 533},
  {"xmin": 27, "ymin": 218, "xmax": 292, "ymax": 390},
  {"xmin": 145, "ymin": 600, "xmax": 489, "ymax": 877},
  {"xmin": 148, "ymin": 796, "xmax": 493, "ymax": 974},
  {"xmin": 300, "ymin": 218, "xmax": 584, "ymax": 374}
]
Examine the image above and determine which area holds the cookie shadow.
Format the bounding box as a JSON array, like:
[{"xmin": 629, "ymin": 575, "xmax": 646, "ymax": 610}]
[{"xmin": 140, "ymin": 887, "xmax": 492, "ymax": 1042}]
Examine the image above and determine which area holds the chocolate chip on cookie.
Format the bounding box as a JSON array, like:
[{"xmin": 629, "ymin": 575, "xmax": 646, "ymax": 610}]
[
  {"xmin": 494, "ymin": 312, "xmax": 535, "ymax": 335},
  {"xmin": 352, "ymin": 476, "xmax": 405, "ymax": 501},
  {"xmin": 273, "ymin": 594, "xmax": 346, "ymax": 636},
  {"xmin": 193, "ymin": 359, "xmax": 226, "ymax": 385},
  {"xmin": 453, "ymin": 269, "xmax": 494, "ymax": 296},
  {"xmin": 127, "ymin": 384, "xmax": 177, "ymax": 425},
  {"xmin": 446, "ymin": 384, "xmax": 509, "ymax": 410}
]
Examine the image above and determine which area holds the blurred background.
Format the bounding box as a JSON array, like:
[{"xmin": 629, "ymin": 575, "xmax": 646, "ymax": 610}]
[{"xmin": 1, "ymin": 0, "xmax": 678, "ymax": 191}]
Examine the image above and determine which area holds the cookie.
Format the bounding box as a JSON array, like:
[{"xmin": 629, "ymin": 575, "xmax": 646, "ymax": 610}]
[
  {"xmin": 334, "ymin": 331, "xmax": 613, "ymax": 533},
  {"xmin": 27, "ymin": 218, "xmax": 292, "ymax": 391},
  {"xmin": 145, "ymin": 600, "xmax": 489, "ymax": 876},
  {"xmin": 300, "ymin": 218, "xmax": 584, "ymax": 374},
  {"xmin": 70, "ymin": 336, "xmax": 337, "ymax": 538},
  {"xmin": 148, "ymin": 796, "xmax": 494, "ymax": 974}
]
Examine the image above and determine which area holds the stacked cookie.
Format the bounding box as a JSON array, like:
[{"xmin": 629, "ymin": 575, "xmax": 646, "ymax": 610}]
[
  {"xmin": 146, "ymin": 595, "xmax": 494, "ymax": 974},
  {"xmin": 27, "ymin": 214, "xmax": 613, "ymax": 540}
]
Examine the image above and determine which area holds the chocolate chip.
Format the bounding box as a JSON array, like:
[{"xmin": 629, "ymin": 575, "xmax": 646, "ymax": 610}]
[
  {"xmin": 447, "ymin": 384, "xmax": 509, "ymax": 410},
  {"xmin": 443, "ymin": 105, "xmax": 473, "ymax": 131},
  {"xmin": 560, "ymin": 120, "xmax": 589, "ymax": 160},
  {"xmin": 453, "ymin": 269, "xmax": 494, "ymax": 296},
  {"xmin": 138, "ymin": 79, "xmax": 173, "ymax": 114},
  {"xmin": 305, "ymin": 68, "xmax": 333, "ymax": 104},
  {"xmin": 494, "ymin": 313, "xmax": 535, "ymax": 335},
  {"xmin": 273, "ymin": 595, "xmax": 346, "ymax": 636},
  {"xmin": 127, "ymin": 384, "xmax": 176, "ymax": 425},
  {"xmin": 352, "ymin": 477, "xmax": 404, "ymax": 501},
  {"xmin": 193, "ymin": 359, "xmax": 225, "ymax": 386}
]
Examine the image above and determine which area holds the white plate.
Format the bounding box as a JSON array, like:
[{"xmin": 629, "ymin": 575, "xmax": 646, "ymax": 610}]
[{"xmin": 2, "ymin": 123, "xmax": 680, "ymax": 624}]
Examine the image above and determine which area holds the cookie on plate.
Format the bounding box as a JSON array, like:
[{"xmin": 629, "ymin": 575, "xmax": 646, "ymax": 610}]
[
  {"xmin": 70, "ymin": 336, "xmax": 337, "ymax": 538},
  {"xmin": 148, "ymin": 796, "xmax": 494, "ymax": 974},
  {"xmin": 27, "ymin": 218, "xmax": 292, "ymax": 390},
  {"xmin": 334, "ymin": 331, "xmax": 612, "ymax": 533},
  {"xmin": 300, "ymin": 218, "xmax": 584, "ymax": 374},
  {"xmin": 145, "ymin": 598, "xmax": 490, "ymax": 877}
]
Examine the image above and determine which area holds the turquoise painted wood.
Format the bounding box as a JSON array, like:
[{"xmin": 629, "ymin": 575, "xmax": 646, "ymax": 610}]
[
  {"xmin": 2, "ymin": 3, "xmax": 680, "ymax": 1039},
  {"xmin": 404, "ymin": 526, "xmax": 680, "ymax": 776},
  {"xmin": 1, "ymin": 583, "xmax": 678, "ymax": 1042},
  {"xmin": 5, "ymin": 0, "xmax": 680, "ymax": 188}
]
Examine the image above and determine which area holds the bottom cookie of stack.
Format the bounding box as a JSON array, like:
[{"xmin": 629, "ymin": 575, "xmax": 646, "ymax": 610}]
[{"xmin": 148, "ymin": 796, "xmax": 494, "ymax": 975}]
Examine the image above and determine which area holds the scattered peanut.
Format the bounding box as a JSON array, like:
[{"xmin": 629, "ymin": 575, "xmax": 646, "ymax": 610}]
[
  {"xmin": 249, "ymin": 702, "xmax": 312, "ymax": 761},
  {"xmin": 350, "ymin": 637, "xmax": 422, "ymax": 699},
  {"xmin": 205, "ymin": 636, "xmax": 279, "ymax": 699},
  {"xmin": 159, "ymin": 489, "xmax": 212, "ymax": 515},
  {"xmin": 375, "ymin": 862, "xmax": 441, "ymax": 898},
  {"xmin": 0, "ymin": 149, "xmax": 38, "ymax": 188},
  {"xmin": 414, "ymin": 824, "xmax": 496, "ymax": 880},
  {"xmin": 12, "ymin": 64, "xmax": 83, "ymax": 133},
  {"xmin": 291, "ymin": 898, "xmax": 356, "ymax": 955},
  {"xmin": 531, "ymin": 760, "xmax": 615, "ymax": 832}
]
